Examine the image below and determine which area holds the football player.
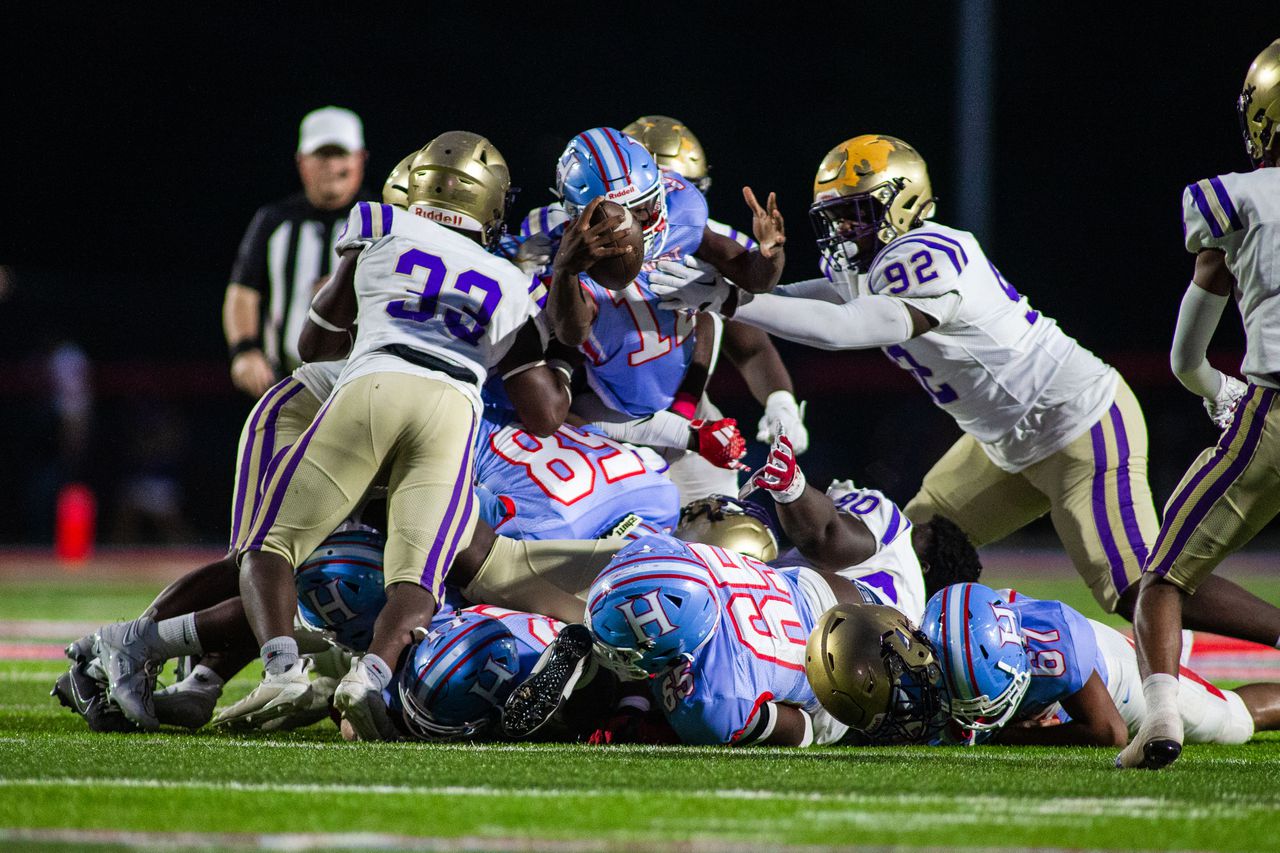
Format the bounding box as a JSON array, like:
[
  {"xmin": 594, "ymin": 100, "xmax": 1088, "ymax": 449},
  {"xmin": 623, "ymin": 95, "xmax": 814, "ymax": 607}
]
[
  {"xmin": 219, "ymin": 131, "xmax": 548, "ymax": 740},
  {"xmin": 653, "ymin": 135, "xmax": 1160, "ymax": 620},
  {"xmin": 746, "ymin": 433, "xmax": 982, "ymax": 622},
  {"xmin": 925, "ymin": 583, "xmax": 1280, "ymax": 751},
  {"xmin": 1120, "ymin": 39, "xmax": 1280, "ymax": 770}
]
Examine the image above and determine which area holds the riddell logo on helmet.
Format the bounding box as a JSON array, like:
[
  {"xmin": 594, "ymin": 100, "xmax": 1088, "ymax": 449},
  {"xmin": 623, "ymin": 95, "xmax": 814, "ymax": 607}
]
[
  {"xmin": 606, "ymin": 186, "xmax": 639, "ymax": 202},
  {"xmin": 414, "ymin": 207, "xmax": 464, "ymax": 227}
]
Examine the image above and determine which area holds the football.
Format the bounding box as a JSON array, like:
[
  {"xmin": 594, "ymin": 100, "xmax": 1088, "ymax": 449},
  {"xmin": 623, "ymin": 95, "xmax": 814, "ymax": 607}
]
[{"xmin": 586, "ymin": 200, "xmax": 644, "ymax": 290}]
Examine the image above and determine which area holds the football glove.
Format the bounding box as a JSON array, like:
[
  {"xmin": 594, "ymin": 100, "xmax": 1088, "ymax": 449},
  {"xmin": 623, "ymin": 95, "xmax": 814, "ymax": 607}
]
[
  {"xmin": 749, "ymin": 433, "xmax": 806, "ymax": 504},
  {"xmin": 690, "ymin": 417, "xmax": 748, "ymax": 470},
  {"xmin": 757, "ymin": 390, "xmax": 808, "ymax": 455},
  {"xmin": 650, "ymin": 256, "xmax": 735, "ymax": 314},
  {"xmin": 1205, "ymin": 374, "xmax": 1248, "ymax": 430}
]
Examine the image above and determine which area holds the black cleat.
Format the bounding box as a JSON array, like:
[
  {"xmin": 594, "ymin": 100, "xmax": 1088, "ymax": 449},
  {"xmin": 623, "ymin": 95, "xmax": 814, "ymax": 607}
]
[
  {"xmin": 502, "ymin": 624, "xmax": 592, "ymax": 739},
  {"xmin": 51, "ymin": 663, "xmax": 139, "ymax": 734},
  {"xmin": 1138, "ymin": 738, "xmax": 1183, "ymax": 770}
]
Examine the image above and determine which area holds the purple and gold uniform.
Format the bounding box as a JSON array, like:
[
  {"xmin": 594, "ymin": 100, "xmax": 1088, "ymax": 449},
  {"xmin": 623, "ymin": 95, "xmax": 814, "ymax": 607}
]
[
  {"xmin": 473, "ymin": 406, "xmax": 679, "ymax": 540},
  {"xmin": 1146, "ymin": 169, "xmax": 1280, "ymax": 593}
]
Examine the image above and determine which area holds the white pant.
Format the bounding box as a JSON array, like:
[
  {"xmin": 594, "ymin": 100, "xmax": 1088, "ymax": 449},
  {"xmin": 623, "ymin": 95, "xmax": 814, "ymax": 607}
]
[{"xmin": 1092, "ymin": 619, "xmax": 1254, "ymax": 744}]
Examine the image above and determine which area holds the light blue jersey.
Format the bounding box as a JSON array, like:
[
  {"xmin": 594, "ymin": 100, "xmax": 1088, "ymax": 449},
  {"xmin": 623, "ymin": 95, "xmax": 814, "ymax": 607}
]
[{"xmin": 1005, "ymin": 592, "xmax": 1107, "ymax": 723}]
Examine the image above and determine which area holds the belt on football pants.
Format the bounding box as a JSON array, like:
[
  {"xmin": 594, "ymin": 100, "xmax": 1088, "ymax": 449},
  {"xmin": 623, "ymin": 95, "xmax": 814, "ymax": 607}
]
[{"xmin": 378, "ymin": 344, "xmax": 480, "ymax": 386}]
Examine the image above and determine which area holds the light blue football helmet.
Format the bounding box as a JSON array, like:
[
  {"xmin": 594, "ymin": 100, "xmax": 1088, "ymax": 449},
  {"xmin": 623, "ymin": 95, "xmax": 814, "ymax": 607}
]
[
  {"xmin": 921, "ymin": 583, "xmax": 1031, "ymax": 732},
  {"xmin": 585, "ymin": 534, "xmax": 719, "ymax": 679},
  {"xmin": 397, "ymin": 611, "xmax": 522, "ymax": 740},
  {"xmin": 295, "ymin": 526, "xmax": 387, "ymax": 652},
  {"xmin": 555, "ymin": 127, "xmax": 669, "ymax": 260}
]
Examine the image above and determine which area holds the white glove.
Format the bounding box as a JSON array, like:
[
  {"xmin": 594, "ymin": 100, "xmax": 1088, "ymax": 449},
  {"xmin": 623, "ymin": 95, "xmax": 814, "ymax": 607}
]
[
  {"xmin": 1205, "ymin": 374, "xmax": 1248, "ymax": 430},
  {"xmin": 757, "ymin": 390, "xmax": 808, "ymax": 454},
  {"xmin": 514, "ymin": 232, "xmax": 553, "ymax": 276},
  {"xmin": 649, "ymin": 256, "xmax": 735, "ymax": 313}
]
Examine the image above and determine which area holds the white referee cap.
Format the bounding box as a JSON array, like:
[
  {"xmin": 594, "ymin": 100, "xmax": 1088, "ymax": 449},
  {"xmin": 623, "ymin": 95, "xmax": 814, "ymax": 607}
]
[{"xmin": 298, "ymin": 106, "xmax": 364, "ymax": 155}]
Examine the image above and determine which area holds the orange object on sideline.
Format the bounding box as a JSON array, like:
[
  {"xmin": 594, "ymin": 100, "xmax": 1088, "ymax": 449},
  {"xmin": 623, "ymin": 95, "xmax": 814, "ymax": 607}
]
[{"xmin": 55, "ymin": 483, "xmax": 96, "ymax": 564}]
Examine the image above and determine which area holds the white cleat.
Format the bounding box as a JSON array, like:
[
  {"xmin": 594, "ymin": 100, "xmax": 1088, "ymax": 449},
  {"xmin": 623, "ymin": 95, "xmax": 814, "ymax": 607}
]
[
  {"xmin": 1116, "ymin": 710, "xmax": 1184, "ymax": 770},
  {"xmin": 334, "ymin": 660, "xmax": 397, "ymax": 741},
  {"xmin": 211, "ymin": 659, "xmax": 314, "ymax": 731},
  {"xmin": 154, "ymin": 674, "xmax": 223, "ymax": 730},
  {"xmin": 259, "ymin": 675, "xmax": 338, "ymax": 733},
  {"xmin": 94, "ymin": 618, "xmax": 164, "ymax": 730}
]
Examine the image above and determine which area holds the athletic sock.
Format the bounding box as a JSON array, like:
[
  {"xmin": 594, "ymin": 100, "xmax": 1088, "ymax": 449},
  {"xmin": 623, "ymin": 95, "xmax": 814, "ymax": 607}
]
[
  {"xmin": 1142, "ymin": 673, "xmax": 1181, "ymax": 718},
  {"xmin": 261, "ymin": 636, "xmax": 299, "ymax": 676},
  {"xmin": 154, "ymin": 614, "xmax": 203, "ymax": 659},
  {"xmin": 184, "ymin": 664, "xmax": 225, "ymax": 692}
]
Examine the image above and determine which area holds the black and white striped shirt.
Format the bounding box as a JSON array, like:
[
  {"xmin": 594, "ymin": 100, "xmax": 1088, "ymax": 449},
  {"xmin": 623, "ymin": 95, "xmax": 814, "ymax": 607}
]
[{"xmin": 229, "ymin": 190, "xmax": 373, "ymax": 371}]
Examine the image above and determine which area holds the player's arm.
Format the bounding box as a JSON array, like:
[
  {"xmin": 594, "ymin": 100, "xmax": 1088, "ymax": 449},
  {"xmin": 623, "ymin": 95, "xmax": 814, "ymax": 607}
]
[
  {"xmin": 497, "ymin": 321, "xmax": 571, "ymax": 437},
  {"xmin": 721, "ymin": 320, "xmax": 809, "ymax": 453},
  {"xmin": 738, "ymin": 703, "xmax": 817, "ymax": 747},
  {"xmin": 224, "ymin": 207, "xmax": 277, "ymax": 397},
  {"xmin": 298, "ymin": 248, "xmax": 360, "ymax": 362},
  {"xmin": 547, "ymin": 197, "xmax": 627, "ymax": 346},
  {"xmin": 734, "ymin": 291, "xmax": 935, "ymax": 350},
  {"xmin": 1170, "ymin": 249, "xmax": 1243, "ymax": 404},
  {"xmin": 991, "ymin": 672, "xmax": 1128, "ymax": 747},
  {"xmin": 695, "ymin": 187, "xmax": 786, "ymax": 293},
  {"xmin": 749, "ymin": 434, "xmax": 877, "ymax": 569},
  {"xmin": 669, "ymin": 313, "xmax": 717, "ymax": 417}
]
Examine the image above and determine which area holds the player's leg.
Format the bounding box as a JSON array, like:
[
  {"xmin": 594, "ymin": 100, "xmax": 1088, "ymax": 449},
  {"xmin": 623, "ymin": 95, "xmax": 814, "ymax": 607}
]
[
  {"xmin": 222, "ymin": 376, "xmax": 389, "ymax": 728},
  {"xmin": 1120, "ymin": 385, "xmax": 1280, "ymax": 768},
  {"xmin": 1232, "ymin": 683, "xmax": 1280, "ymax": 732},
  {"xmin": 1020, "ymin": 380, "xmax": 1159, "ymax": 617},
  {"xmin": 903, "ymin": 433, "xmax": 1051, "ymax": 545},
  {"xmin": 334, "ymin": 376, "xmax": 479, "ymax": 740}
]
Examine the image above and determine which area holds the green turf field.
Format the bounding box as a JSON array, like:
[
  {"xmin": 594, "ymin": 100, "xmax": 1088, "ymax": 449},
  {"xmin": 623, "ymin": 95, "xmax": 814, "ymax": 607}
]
[{"xmin": 3, "ymin": 559, "xmax": 1280, "ymax": 851}]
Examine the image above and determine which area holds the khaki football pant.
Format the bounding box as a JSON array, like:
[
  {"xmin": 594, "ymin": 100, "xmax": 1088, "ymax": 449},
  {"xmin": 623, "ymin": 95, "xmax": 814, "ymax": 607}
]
[
  {"xmin": 1146, "ymin": 384, "xmax": 1280, "ymax": 594},
  {"xmin": 905, "ymin": 379, "xmax": 1158, "ymax": 613},
  {"xmin": 245, "ymin": 372, "xmax": 478, "ymax": 597}
]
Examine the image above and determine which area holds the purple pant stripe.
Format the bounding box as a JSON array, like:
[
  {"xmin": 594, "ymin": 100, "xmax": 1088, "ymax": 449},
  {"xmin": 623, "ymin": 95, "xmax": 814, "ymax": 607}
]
[
  {"xmin": 246, "ymin": 394, "xmax": 337, "ymax": 553},
  {"xmin": 1089, "ymin": 419, "xmax": 1129, "ymax": 594},
  {"xmin": 1151, "ymin": 388, "xmax": 1275, "ymax": 575},
  {"xmin": 1108, "ymin": 403, "xmax": 1150, "ymax": 568},
  {"xmin": 421, "ymin": 412, "xmax": 479, "ymax": 591},
  {"xmin": 230, "ymin": 378, "xmax": 300, "ymax": 549}
]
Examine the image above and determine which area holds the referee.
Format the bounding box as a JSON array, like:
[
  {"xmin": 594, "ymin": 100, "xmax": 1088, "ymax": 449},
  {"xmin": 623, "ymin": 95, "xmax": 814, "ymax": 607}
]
[{"xmin": 222, "ymin": 106, "xmax": 373, "ymax": 397}]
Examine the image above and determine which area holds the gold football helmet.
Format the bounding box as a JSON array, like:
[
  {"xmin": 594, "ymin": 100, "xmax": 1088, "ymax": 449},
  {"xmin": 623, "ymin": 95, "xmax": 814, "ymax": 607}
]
[
  {"xmin": 382, "ymin": 153, "xmax": 415, "ymax": 208},
  {"xmin": 1239, "ymin": 39, "xmax": 1280, "ymax": 165},
  {"xmin": 810, "ymin": 135, "xmax": 935, "ymax": 273},
  {"xmin": 805, "ymin": 603, "xmax": 947, "ymax": 744},
  {"xmin": 623, "ymin": 115, "xmax": 710, "ymax": 191},
  {"xmin": 675, "ymin": 495, "xmax": 778, "ymax": 562},
  {"xmin": 407, "ymin": 131, "xmax": 512, "ymax": 248}
]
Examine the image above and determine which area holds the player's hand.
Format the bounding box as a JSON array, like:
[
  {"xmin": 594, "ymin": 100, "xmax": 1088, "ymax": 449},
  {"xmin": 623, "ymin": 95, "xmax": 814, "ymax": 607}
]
[
  {"xmin": 690, "ymin": 417, "xmax": 748, "ymax": 470},
  {"xmin": 650, "ymin": 257, "xmax": 735, "ymax": 314},
  {"xmin": 744, "ymin": 187, "xmax": 785, "ymax": 259},
  {"xmin": 1205, "ymin": 373, "xmax": 1247, "ymax": 430},
  {"xmin": 515, "ymin": 232, "xmax": 554, "ymax": 276},
  {"xmin": 230, "ymin": 349, "xmax": 275, "ymax": 398},
  {"xmin": 553, "ymin": 196, "xmax": 631, "ymax": 277},
  {"xmin": 587, "ymin": 709, "xmax": 680, "ymax": 745},
  {"xmin": 757, "ymin": 390, "xmax": 808, "ymax": 454},
  {"xmin": 748, "ymin": 432, "xmax": 806, "ymax": 504}
]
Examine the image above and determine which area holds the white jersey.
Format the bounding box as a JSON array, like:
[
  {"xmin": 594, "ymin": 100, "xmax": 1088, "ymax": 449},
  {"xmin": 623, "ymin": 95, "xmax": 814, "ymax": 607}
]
[
  {"xmin": 775, "ymin": 480, "xmax": 925, "ymax": 623},
  {"xmin": 860, "ymin": 223, "xmax": 1117, "ymax": 472},
  {"xmin": 333, "ymin": 202, "xmax": 540, "ymax": 409},
  {"xmin": 1182, "ymin": 169, "xmax": 1280, "ymax": 389},
  {"xmin": 292, "ymin": 360, "xmax": 344, "ymax": 402}
]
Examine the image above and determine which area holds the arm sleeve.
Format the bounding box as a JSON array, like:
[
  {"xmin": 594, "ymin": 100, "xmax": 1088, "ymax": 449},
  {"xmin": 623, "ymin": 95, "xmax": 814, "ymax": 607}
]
[
  {"xmin": 594, "ymin": 410, "xmax": 691, "ymax": 450},
  {"xmin": 1170, "ymin": 282, "xmax": 1229, "ymax": 399},
  {"xmin": 774, "ymin": 277, "xmax": 847, "ymax": 304},
  {"xmin": 733, "ymin": 291, "xmax": 914, "ymax": 351},
  {"xmin": 1183, "ymin": 178, "xmax": 1242, "ymax": 253},
  {"xmin": 228, "ymin": 207, "xmax": 274, "ymax": 292}
]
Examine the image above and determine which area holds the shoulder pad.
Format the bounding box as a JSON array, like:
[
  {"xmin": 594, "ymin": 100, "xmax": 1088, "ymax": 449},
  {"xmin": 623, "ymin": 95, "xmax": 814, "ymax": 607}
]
[
  {"xmin": 867, "ymin": 230, "xmax": 968, "ymax": 297},
  {"xmin": 336, "ymin": 201, "xmax": 399, "ymax": 252},
  {"xmin": 1182, "ymin": 176, "xmax": 1243, "ymax": 253}
]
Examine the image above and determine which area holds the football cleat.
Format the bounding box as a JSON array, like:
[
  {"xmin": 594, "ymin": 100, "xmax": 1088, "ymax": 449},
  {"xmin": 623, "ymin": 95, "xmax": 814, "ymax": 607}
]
[
  {"xmin": 51, "ymin": 662, "xmax": 139, "ymax": 734},
  {"xmin": 502, "ymin": 623, "xmax": 593, "ymax": 739},
  {"xmin": 153, "ymin": 673, "xmax": 223, "ymax": 730},
  {"xmin": 211, "ymin": 658, "xmax": 315, "ymax": 731},
  {"xmin": 259, "ymin": 675, "xmax": 338, "ymax": 733},
  {"xmin": 1116, "ymin": 711, "xmax": 1185, "ymax": 770},
  {"xmin": 334, "ymin": 662, "xmax": 398, "ymax": 741},
  {"xmin": 94, "ymin": 618, "xmax": 164, "ymax": 730}
]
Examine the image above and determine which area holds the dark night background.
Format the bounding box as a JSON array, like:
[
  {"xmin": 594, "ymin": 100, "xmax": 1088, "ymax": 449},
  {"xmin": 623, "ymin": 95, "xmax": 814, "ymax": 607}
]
[{"xmin": 0, "ymin": 5, "xmax": 1270, "ymax": 546}]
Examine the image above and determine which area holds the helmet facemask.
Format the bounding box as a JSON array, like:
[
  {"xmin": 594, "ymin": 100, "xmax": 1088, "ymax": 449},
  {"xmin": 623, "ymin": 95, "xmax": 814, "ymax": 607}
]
[
  {"xmin": 864, "ymin": 625, "xmax": 950, "ymax": 745},
  {"xmin": 810, "ymin": 190, "xmax": 892, "ymax": 274}
]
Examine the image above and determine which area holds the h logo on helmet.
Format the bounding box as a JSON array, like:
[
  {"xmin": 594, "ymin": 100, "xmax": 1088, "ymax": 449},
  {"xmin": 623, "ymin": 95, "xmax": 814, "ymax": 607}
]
[
  {"xmin": 616, "ymin": 590, "xmax": 678, "ymax": 643},
  {"xmin": 467, "ymin": 655, "xmax": 518, "ymax": 706},
  {"xmin": 989, "ymin": 603, "xmax": 1021, "ymax": 648},
  {"xmin": 304, "ymin": 580, "xmax": 358, "ymax": 625}
]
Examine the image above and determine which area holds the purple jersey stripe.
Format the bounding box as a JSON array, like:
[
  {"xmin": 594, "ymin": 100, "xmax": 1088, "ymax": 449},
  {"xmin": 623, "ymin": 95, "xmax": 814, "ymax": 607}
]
[
  {"xmin": 1208, "ymin": 177, "xmax": 1244, "ymax": 233},
  {"xmin": 872, "ymin": 237, "xmax": 964, "ymax": 280},
  {"xmin": 1152, "ymin": 387, "xmax": 1275, "ymax": 575},
  {"xmin": 539, "ymin": 206, "xmax": 551, "ymax": 234},
  {"xmin": 1147, "ymin": 384, "xmax": 1257, "ymax": 570},
  {"xmin": 422, "ymin": 411, "xmax": 479, "ymax": 591},
  {"xmin": 1089, "ymin": 420, "xmax": 1129, "ymax": 595},
  {"xmin": 246, "ymin": 394, "xmax": 337, "ymax": 552},
  {"xmin": 381, "ymin": 203, "xmax": 393, "ymax": 236},
  {"xmin": 229, "ymin": 378, "xmax": 302, "ymax": 549},
  {"xmin": 359, "ymin": 202, "xmax": 373, "ymax": 239},
  {"xmin": 1108, "ymin": 403, "xmax": 1150, "ymax": 568},
  {"xmin": 881, "ymin": 503, "xmax": 902, "ymax": 546},
  {"xmin": 915, "ymin": 231, "xmax": 970, "ymax": 266},
  {"xmin": 1187, "ymin": 183, "xmax": 1223, "ymax": 239}
]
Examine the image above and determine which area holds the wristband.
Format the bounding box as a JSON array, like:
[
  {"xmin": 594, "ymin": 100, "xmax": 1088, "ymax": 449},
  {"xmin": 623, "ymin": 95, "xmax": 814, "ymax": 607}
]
[
  {"xmin": 547, "ymin": 358, "xmax": 574, "ymax": 386},
  {"xmin": 617, "ymin": 695, "xmax": 651, "ymax": 714},
  {"xmin": 307, "ymin": 307, "xmax": 347, "ymax": 333},
  {"xmin": 228, "ymin": 339, "xmax": 262, "ymax": 359},
  {"xmin": 670, "ymin": 392, "xmax": 698, "ymax": 420},
  {"xmin": 797, "ymin": 709, "xmax": 815, "ymax": 748}
]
